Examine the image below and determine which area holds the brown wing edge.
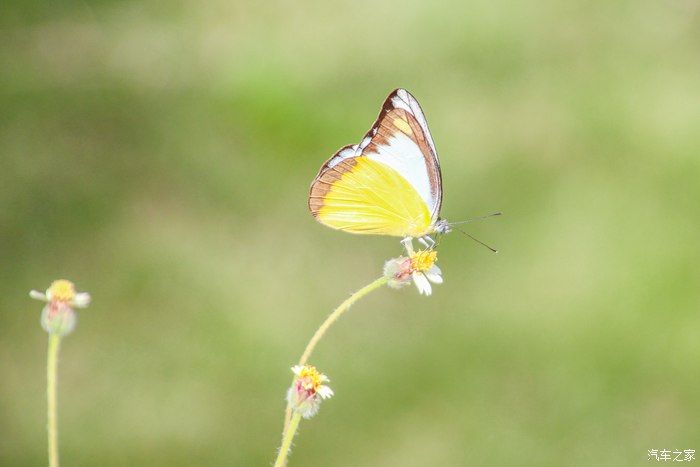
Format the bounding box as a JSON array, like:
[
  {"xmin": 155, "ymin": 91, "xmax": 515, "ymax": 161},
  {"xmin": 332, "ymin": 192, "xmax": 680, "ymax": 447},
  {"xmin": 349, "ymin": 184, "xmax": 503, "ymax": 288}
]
[
  {"xmin": 306, "ymin": 90, "xmax": 399, "ymax": 217},
  {"xmin": 308, "ymin": 144, "xmax": 358, "ymax": 217}
]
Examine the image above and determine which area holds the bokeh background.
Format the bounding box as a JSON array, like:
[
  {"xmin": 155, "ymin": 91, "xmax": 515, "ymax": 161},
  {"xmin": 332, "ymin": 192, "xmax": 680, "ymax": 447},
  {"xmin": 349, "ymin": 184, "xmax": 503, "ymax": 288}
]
[{"xmin": 2, "ymin": 1, "xmax": 699, "ymax": 465}]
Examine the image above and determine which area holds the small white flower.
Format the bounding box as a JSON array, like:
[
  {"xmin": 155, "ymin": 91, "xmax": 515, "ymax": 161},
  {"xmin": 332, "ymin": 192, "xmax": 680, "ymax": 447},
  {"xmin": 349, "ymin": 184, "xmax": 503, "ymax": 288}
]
[
  {"xmin": 389, "ymin": 238, "xmax": 444, "ymax": 296},
  {"xmin": 287, "ymin": 365, "xmax": 334, "ymax": 419},
  {"xmin": 30, "ymin": 279, "xmax": 91, "ymax": 309},
  {"xmin": 29, "ymin": 280, "xmax": 90, "ymax": 336}
]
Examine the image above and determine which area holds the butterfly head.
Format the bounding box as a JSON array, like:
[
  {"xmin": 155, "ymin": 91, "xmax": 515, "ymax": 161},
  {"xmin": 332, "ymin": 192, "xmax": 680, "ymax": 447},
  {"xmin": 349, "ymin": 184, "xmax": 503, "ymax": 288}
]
[{"xmin": 433, "ymin": 218, "xmax": 452, "ymax": 235}]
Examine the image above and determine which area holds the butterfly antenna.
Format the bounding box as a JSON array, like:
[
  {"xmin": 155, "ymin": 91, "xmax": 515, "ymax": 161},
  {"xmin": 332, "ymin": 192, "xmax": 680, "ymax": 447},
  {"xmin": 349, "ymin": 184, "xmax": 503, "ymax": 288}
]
[
  {"xmin": 449, "ymin": 211, "xmax": 502, "ymax": 226},
  {"xmin": 454, "ymin": 226, "xmax": 499, "ymax": 253}
]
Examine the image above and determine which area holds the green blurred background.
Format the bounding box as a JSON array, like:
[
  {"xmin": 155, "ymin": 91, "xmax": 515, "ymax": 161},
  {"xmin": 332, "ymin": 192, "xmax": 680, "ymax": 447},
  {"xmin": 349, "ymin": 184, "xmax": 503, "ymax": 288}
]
[{"xmin": 2, "ymin": 1, "xmax": 699, "ymax": 465}]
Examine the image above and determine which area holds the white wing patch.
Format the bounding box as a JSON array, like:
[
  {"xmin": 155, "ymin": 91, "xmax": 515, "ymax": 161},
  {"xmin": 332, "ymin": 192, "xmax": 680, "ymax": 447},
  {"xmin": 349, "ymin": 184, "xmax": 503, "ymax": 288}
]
[
  {"xmin": 326, "ymin": 133, "xmax": 374, "ymax": 167},
  {"xmin": 327, "ymin": 145, "xmax": 358, "ymax": 168},
  {"xmin": 391, "ymin": 89, "xmax": 439, "ymax": 161},
  {"xmin": 365, "ymin": 132, "xmax": 434, "ymax": 212}
]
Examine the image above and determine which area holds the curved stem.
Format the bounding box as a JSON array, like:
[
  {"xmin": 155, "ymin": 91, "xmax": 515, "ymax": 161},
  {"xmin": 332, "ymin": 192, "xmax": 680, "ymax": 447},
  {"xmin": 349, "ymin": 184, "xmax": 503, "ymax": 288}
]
[
  {"xmin": 47, "ymin": 334, "xmax": 61, "ymax": 467},
  {"xmin": 280, "ymin": 276, "xmax": 388, "ymax": 451},
  {"xmin": 299, "ymin": 276, "xmax": 388, "ymax": 366},
  {"xmin": 273, "ymin": 412, "xmax": 302, "ymax": 467}
]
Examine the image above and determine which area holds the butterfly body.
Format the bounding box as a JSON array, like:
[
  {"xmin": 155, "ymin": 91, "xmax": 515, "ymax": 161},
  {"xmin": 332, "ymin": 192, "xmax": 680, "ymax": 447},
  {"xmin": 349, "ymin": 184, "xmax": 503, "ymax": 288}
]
[{"xmin": 309, "ymin": 89, "xmax": 448, "ymax": 240}]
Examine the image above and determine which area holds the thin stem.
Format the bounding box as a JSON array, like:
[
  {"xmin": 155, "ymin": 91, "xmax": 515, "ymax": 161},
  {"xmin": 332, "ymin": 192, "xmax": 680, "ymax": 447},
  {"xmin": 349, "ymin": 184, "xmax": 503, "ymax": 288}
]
[
  {"xmin": 281, "ymin": 276, "xmax": 388, "ymax": 447},
  {"xmin": 47, "ymin": 334, "xmax": 61, "ymax": 467},
  {"xmin": 299, "ymin": 276, "xmax": 388, "ymax": 366},
  {"xmin": 274, "ymin": 412, "xmax": 302, "ymax": 467}
]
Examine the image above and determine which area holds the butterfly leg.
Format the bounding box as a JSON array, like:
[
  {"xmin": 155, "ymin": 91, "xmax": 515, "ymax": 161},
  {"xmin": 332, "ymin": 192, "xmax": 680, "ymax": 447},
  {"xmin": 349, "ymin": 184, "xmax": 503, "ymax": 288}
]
[
  {"xmin": 401, "ymin": 237, "xmax": 415, "ymax": 255},
  {"xmin": 419, "ymin": 235, "xmax": 435, "ymax": 249}
]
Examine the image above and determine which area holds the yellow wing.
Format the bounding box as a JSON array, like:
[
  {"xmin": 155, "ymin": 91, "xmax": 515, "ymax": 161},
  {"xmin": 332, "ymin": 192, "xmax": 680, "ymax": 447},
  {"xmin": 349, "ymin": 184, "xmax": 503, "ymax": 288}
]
[{"xmin": 309, "ymin": 155, "xmax": 432, "ymax": 237}]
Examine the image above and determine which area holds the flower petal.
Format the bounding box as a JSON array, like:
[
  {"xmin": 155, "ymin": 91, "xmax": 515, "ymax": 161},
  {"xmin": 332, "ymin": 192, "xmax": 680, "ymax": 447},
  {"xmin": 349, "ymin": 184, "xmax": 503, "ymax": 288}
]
[
  {"xmin": 72, "ymin": 292, "xmax": 91, "ymax": 308},
  {"xmin": 425, "ymin": 266, "xmax": 443, "ymax": 284},
  {"xmin": 29, "ymin": 290, "xmax": 47, "ymax": 301},
  {"xmin": 412, "ymin": 272, "xmax": 432, "ymax": 296},
  {"xmin": 317, "ymin": 385, "xmax": 334, "ymax": 399},
  {"xmin": 291, "ymin": 365, "xmax": 302, "ymax": 375}
]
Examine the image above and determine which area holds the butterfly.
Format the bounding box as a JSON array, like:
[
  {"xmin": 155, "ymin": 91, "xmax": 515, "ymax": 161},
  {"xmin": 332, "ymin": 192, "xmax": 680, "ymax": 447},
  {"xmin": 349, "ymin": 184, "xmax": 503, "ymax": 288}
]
[{"xmin": 308, "ymin": 88, "xmax": 452, "ymax": 247}]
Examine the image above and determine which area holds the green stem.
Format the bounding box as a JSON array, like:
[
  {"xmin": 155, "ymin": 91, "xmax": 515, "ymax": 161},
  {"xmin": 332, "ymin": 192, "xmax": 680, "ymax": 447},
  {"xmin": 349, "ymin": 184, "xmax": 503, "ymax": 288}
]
[
  {"xmin": 47, "ymin": 333, "xmax": 61, "ymax": 467},
  {"xmin": 274, "ymin": 412, "xmax": 302, "ymax": 467},
  {"xmin": 280, "ymin": 276, "xmax": 388, "ymax": 455},
  {"xmin": 298, "ymin": 276, "xmax": 388, "ymax": 366}
]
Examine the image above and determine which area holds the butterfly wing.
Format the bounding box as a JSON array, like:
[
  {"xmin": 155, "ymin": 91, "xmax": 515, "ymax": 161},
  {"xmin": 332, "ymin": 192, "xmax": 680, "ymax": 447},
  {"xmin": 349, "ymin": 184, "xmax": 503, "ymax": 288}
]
[{"xmin": 309, "ymin": 89, "xmax": 443, "ymax": 238}]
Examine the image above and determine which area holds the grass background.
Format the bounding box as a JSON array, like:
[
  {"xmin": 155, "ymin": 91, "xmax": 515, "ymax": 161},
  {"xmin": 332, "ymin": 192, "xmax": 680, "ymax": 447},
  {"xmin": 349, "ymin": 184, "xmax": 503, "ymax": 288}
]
[{"xmin": 1, "ymin": 0, "xmax": 699, "ymax": 465}]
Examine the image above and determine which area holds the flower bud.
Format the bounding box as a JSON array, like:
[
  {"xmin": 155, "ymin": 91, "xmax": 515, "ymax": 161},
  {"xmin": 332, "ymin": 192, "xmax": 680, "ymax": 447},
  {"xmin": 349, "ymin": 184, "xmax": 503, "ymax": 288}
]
[
  {"xmin": 41, "ymin": 302, "xmax": 76, "ymax": 336},
  {"xmin": 383, "ymin": 256, "xmax": 413, "ymax": 289}
]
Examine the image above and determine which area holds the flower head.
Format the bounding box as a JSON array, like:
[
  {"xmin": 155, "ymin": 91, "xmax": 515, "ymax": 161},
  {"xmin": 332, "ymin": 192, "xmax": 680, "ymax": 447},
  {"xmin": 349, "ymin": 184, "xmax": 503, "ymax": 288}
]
[
  {"xmin": 409, "ymin": 249, "xmax": 443, "ymax": 296},
  {"xmin": 30, "ymin": 280, "xmax": 90, "ymax": 336},
  {"xmin": 287, "ymin": 365, "xmax": 334, "ymax": 419},
  {"xmin": 384, "ymin": 240, "xmax": 443, "ymax": 296},
  {"xmin": 30, "ymin": 280, "xmax": 91, "ymax": 308},
  {"xmin": 411, "ymin": 249, "xmax": 437, "ymax": 272}
]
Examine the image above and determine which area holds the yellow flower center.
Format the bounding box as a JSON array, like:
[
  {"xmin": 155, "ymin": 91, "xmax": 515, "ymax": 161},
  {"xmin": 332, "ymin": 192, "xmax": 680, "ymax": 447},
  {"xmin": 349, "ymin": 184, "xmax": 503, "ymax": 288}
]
[
  {"xmin": 298, "ymin": 365, "xmax": 323, "ymax": 391},
  {"xmin": 410, "ymin": 250, "xmax": 437, "ymax": 272},
  {"xmin": 48, "ymin": 280, "xmax": 76, "ymax": 302}
]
